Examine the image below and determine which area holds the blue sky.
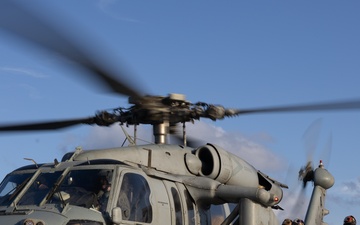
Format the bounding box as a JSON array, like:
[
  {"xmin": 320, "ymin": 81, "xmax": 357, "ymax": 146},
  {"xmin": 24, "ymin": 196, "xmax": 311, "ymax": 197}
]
[{"xmin": 0, "ymin": 1, "xmax": 359, "ymax": 224}]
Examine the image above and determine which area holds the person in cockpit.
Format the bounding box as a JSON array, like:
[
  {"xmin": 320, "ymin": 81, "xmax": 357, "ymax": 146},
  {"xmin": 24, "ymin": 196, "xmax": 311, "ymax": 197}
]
[{"xmin": 97, "ymin": 175, "xmax": 111, "ymax": 212}]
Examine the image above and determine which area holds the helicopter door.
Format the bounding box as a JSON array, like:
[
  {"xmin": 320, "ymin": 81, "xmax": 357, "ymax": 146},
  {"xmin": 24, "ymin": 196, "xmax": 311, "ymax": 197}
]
[
  {"xmin": 163, "ymin": 181, "xmax": 198, "ymax": 225},
  {"xmin": 175, "ymin": 183, "xmax": 197, "ymax": 225},
  {"xmin": 116, "ymin": 171, "xmax": 153, "ymax": 223},
  {"xmin": 164, "ymin": 181, "xmax": 183, "ymax": 225}
]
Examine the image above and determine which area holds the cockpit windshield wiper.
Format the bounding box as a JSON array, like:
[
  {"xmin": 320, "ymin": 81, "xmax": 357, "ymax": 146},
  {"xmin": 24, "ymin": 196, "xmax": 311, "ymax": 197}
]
[
  {"xmin": 40, "ymin": 168, "xmax": 70, "ymax": 207},
  {"xmin": 7, "ymin": 177, "xmax": 31, "ymax": 203}
]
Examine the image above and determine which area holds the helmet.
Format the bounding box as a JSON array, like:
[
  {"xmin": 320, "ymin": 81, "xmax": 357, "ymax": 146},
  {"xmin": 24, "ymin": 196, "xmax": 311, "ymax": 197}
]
[
  {"xmin": 294, "ymin": 218, "xmax": 304, "ymax": 225},
  {"xmin": 282, "ymin": 219, "xmax": 292, "ymax": 225},
  {"xmin": 344, "ymin": 215, "xmax": 356, "ymax": 225}
]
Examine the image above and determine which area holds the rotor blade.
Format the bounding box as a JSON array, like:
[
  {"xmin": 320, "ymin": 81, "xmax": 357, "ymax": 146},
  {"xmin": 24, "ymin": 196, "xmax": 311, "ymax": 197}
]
[
  {"xmin": 226, "ymin": 98, "xmax": 360, "ymax": 116},
  {"xmin": 289, "ymin": 185, "xmax": 308, "ymax": 220},
  {"xmin": 0, "ymin": 2, "xmax": 144, "ymax": 98},
  {"xmin": 302, "ymin": 118, "xmax": 322, "ymax": 163},
  {"xmin": 0, "ymin": 118, "xmax": 96, "ymax": 132},
  {"xmin": 320, "ymin": 132, "xmax": 333, "ymax": 168}
]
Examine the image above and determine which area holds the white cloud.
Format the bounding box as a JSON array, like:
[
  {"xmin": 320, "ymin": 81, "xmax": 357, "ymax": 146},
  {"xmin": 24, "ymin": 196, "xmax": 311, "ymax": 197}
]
[
  {"xmin": 0, "ymin": 67, "xmax": 48, "ymax": 78},
  {"xmin": 328, "ymin": 177, "xmax": 360, "ymax": 206},
  {"xmin": 76, "ymin": 124, "xmax": 152, "ymax": 150},
  {"xmin": 184, "ymin": 121, "xmax": 285, "ymax": 172},
  {"xmin": 0, "ymin": 67, "xmax": 48, "ymax": 99},
  {"xmin": 73, "ymin": 120, "xmax": 284, "ymax": 173}
]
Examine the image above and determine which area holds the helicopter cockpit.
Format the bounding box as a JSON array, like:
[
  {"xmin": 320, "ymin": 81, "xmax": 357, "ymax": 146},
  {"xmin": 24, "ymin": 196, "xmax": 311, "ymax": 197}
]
[
  {"xmin": 0, "ymin": 166, "xmax": 114, "ymax": 212},
  {"xmin": 0, "ymin": 145, "xmax": 246, "ymax": 225},
  {"xmin": 0, "ymin": 152, "xmax": 164, "ymax": 225}
]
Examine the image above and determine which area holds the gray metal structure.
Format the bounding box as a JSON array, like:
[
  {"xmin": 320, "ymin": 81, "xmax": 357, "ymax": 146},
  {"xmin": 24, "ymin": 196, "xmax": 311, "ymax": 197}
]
[
  {"xmin": 0, "ymin": 141, "xmax": 334, "ymax": 225},
  {"xmin": 0, "ymin": 2, "xmax": 353, "ymax": 225}
]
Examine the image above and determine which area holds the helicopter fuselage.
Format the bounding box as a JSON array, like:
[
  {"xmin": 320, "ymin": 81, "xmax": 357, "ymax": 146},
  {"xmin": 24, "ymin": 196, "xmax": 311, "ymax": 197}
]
[{"xmin": 0, "ymin": 143, "xmax": 283, "ymax": 225}]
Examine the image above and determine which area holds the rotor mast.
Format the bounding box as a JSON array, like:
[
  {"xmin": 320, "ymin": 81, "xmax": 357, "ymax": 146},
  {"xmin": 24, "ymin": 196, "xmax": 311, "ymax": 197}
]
[
  {"xmin": 151, "ymin": 93, "xmax": 186, "ymax": 144},
  {"xmin": 153, "ymin": 122, "xmax": 169, "ymax": 144}
]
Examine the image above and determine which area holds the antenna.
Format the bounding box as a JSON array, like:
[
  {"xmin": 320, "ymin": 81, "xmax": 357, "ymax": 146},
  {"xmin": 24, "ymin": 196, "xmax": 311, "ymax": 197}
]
[{"xmin": 24, "ymin": 158, "xmax": 38, "ymax": 168}]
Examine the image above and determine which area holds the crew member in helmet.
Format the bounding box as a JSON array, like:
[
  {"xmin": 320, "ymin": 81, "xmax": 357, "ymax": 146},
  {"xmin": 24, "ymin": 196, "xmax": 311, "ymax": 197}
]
[
  {"xmin": 282, "ymin": 219, "xmax": 292, "ymax": 225},
  {"xmin": 344, "ymin": 215, "xmax": 356, "ymax": 225},
  {"xmin": 293, "ymin": 218, "xmax": 305, "ymax": 225}
]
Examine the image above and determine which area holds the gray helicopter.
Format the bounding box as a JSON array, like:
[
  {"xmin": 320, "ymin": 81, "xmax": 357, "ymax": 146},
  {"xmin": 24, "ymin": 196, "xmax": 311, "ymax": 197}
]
[{"xmin": 0, "ymin": 2, "xmax": 358, "ymax": 225}]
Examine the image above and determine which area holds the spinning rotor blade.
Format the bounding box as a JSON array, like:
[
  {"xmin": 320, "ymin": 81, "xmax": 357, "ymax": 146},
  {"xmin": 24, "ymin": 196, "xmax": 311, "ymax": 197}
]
[
  {"xmin": 170, "ymin": 133, "xmax": 206, "ymax": 148},
  {"xmin": 2, "ymin": 98, "xmax": 360, "ymax": 133},
  {"xmin": 0, "ymin": 110, "xmax": 121, "ymax": 132},
  {"xmin": 0, "ymin": 118, "xmax": 96, "ymax": 131},
  {"xmin": 228, "ymin": 98, "xmax": 360, "ymax": 116},
  {"xmin": 302, "ymin": 118, "xmax": 322, "ymax": 164},
  {"xmin": 1, "ymin": 3, "xmax": 360, "ymax": 134},
  {"xmin": 0, "ymin": 2, "xmax": 144, "ymax": 98},
  {"xmin": 298, "ymin": 119, "xmax": 322, "ymax": 188},
  {"xmin": 320, "ymin": 133, "xmax": 333, "ymax": 168}
]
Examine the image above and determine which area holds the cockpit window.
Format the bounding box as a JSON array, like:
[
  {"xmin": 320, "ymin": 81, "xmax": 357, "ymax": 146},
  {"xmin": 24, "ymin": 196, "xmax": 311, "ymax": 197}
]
[
  {"xmin": 0, "ymin": 172, "xmax": 35, "ymax": 206},
  {"xmin": 0, "ymin": 168, "xmax": 113, "ymax": 214},
  {"xmin": 117, "ymin": 173, "xmax": 152, "ymax": 223},
  {"xmin": 48, "ymin": 169, "xmax": 113, "ymax": 212},
  {"xmin": 18, "ymin": 171, "xmax": 63, "ymax": 206}
]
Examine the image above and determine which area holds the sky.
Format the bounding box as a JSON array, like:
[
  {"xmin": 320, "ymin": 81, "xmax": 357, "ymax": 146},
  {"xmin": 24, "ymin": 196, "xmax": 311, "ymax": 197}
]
[{"xmin": 0, "ymin": 0, "xmax": 359, "ymax": 224}]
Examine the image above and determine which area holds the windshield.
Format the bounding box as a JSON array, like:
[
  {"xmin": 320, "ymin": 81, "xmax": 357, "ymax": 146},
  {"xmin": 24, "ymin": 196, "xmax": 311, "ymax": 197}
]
[
  {"xmin": 0, "ymin": 168, "xmax": 113, "ymax": 213},
  {"xmin": 0, "ymin": 172, "xmax": 35, "ymax": 207},
  {"xmin": 18, "ymin": 171, "xmax": 63, "ymax": 206},
  {"xmin": 47, "ymin": 169, "xmax": 113, "ymax": 211}
]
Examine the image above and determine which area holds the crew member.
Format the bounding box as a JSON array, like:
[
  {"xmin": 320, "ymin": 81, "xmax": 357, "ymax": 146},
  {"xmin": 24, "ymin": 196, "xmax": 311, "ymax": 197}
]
[
  {"xmin": 282, "ymin": 218, "xmax": 292, "ymax": 225},
  {"xmin": 293, "ymin": 218, "xmax": 304, "ymax": 225},
  {"xmin": 344, "ymin": 215, "xmax": 356, "ymax": 225}
]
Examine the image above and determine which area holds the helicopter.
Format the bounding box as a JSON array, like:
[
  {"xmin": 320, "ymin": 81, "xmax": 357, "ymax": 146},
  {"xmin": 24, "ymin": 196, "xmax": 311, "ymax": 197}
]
[{"xmin": 0, "ymin": 2, "xmax": 359, "ymax": 225}]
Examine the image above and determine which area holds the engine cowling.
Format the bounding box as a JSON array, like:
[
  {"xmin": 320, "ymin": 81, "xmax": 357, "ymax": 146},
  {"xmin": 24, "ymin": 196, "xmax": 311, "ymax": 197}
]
[
  {"xmin": 195, "ymin": 143, "xmax": 233, "ymax": 183},
  {"xmin": 194, "ymin": 143, "xmax": 259, "ymax": 186},
  {"xmin": 192, "ymin": 143, "xmax": 283, "ymax": 206}
]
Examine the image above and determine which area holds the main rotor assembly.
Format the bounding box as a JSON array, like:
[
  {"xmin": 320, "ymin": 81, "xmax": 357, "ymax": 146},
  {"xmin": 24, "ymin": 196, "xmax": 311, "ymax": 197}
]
[{"xmin": 0, "ymin": 2, "xmax": 360, "ymax": 145}]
